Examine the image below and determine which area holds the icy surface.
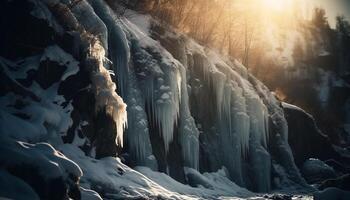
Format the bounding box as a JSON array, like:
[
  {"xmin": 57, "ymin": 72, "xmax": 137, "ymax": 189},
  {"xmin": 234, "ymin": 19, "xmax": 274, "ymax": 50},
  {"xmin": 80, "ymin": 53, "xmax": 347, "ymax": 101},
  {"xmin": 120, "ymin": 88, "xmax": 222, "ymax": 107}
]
[
  {"xmin": 88, "ymin": 0, "xmax": 130, "ymax": 96},
  {"xmin": 89, "ymin": 40, "xmax": 127, "ymax": 147}
]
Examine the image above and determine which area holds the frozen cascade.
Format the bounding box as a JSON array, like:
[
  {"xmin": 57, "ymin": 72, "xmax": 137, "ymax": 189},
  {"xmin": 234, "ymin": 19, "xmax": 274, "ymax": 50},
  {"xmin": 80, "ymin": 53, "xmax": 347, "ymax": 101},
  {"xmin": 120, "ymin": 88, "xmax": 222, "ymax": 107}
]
[
  {"xmin": 252, "ymin": 78, "xmax": 308, "ymax": 188},
  {"xmin": 88, "ymin": 40, "xmax": 127, "ymax": 147},
  {"xmin": 177, "ymin": 59, "xmax": 200, "ymax": 170},
  {"xmin": 125, "ymin": 59, "xmax": 157, "ymax": 170},
  {"xmin": 126, "ymin": 26, "xmax": 182, "ymax": 153},
  {"xmin": 103, "ymin": 10, "xmax": 304, "ymax": 190},
  {"xmin": 183, "ymin": 45, "xmax": 274, "ymax": 190},
  {"xmin": 88, "ymin": 0, "xmax": 130, "ymax": 97},
  {"xmin": 51, "ymin": 0, "xmax": 307, "ymax": 191},
  {"xmin": 61, "ymin": 0, "xmax": 128, "ymax": 148},
  {"xmin": 70, "ymin": 0, "xmax": 108, "ymax": 50}
]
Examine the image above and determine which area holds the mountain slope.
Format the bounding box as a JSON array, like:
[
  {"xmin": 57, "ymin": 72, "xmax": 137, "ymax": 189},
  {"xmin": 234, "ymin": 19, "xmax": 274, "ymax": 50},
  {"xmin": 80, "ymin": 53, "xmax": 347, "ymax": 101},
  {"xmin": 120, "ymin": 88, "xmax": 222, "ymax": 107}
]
[{"xmin": 1, "ymin": 0, "xmax": 347, "ymax": 199}]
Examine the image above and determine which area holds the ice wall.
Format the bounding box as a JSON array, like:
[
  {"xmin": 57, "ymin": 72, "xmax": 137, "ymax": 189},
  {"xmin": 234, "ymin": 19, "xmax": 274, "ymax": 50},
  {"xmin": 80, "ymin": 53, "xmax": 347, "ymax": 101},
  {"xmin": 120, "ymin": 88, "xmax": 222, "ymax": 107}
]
[{"xmin": 26, "ymin": 0, "xmax": 307, "ymax": 193}]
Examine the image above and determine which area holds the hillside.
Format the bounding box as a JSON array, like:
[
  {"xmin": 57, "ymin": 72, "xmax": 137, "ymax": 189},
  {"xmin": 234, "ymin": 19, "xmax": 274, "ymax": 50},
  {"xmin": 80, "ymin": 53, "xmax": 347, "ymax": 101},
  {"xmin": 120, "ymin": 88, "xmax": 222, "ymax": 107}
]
[{"xmin": 0, "ymin": 0, "xmax": 349, "ymax": 199}]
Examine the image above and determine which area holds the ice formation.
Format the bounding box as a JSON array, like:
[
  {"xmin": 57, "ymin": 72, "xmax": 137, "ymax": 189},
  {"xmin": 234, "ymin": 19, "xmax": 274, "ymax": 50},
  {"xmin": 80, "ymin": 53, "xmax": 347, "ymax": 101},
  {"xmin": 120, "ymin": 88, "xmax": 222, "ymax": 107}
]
[
  {"xmin": 88, "ymin": 0, "xmax": 130, "ymax": 97},
  {"xmin": 0, "ymin": 0, "xmax": 317, "ymax": 198},
  {"xmin": 89, "ymin": 40, "xmax": 127, "ymax": 147}
]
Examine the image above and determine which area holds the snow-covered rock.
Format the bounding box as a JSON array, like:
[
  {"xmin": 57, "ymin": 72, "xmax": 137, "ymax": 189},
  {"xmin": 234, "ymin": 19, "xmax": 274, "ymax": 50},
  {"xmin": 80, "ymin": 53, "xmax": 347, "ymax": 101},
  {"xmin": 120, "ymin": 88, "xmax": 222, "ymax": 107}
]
[
  {"xmin": 0, "ymin": 0, "xmax": 339, "ymax": 199},
  {"xmin": 282, "ymin": 103, "xmax": 340, "ymax": 166},
  {"xmin": 0, "ymin": 137, "xmax": 82, "ymax": 199},
  {"xmin": 301, "ymin": 159, "xmax": 337, "ymax": 184}
]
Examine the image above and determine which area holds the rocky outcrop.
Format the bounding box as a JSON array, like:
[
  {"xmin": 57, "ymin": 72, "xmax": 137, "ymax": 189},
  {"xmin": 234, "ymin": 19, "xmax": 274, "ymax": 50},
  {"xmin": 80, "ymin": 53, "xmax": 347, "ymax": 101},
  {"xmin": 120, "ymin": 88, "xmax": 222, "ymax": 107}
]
[
  {"xmin": 0, "ymin": 137, "xmax": 82, "ymax": 200},
  {"xmin": 282, "ymin": 103, "xmax": 340, "ymax": 166},
  {"xmin": 319, "ymin": 174, "xmax": 350, "ymax": 191}
]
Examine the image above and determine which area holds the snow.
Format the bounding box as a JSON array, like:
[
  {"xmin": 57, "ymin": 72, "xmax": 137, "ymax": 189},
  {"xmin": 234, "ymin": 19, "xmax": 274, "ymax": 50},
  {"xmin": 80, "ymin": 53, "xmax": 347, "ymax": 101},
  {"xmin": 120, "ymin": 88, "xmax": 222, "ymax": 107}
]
[
  {"xmin": 0, "ymin": 46, "xmax": 79, "ymax": 145},
  {"xmin": 0, "ymin": 107, "xmax": 46, "ymax": 142},
  {"xmin": 57, "ymin": 144, "xmax": 253, "ymax": 200},
  {"xmin": 40, "ymin": 45, "xmax": 80, "ymax": 81},
  {"xmin": 59, "ymin": 144, "xmax": 195, "ymax": 200},
  {"xmin": 282, "ymin": 102, "xmax": 314, "ymax": 120},
  {"xmin": 135, "ymin": 166, "xmax": 252, "ymax": 199},
  {"xmin": 72, "ymin": 121, "xmax": 88, "ymax": 147},
  {"xmin": 282, "ymin": 102, "xmax": 304, "ymax": 112},
  {"xmin": 0, "ymin": 137, "xmax": 82, "ymax": 180},
  {"xmin": 80, "ymin": 187, "xmax": 103, "ymax": 200},
  {"xmin": 0, "ymin": 55, "xmax": 40, "ymax": 80}
]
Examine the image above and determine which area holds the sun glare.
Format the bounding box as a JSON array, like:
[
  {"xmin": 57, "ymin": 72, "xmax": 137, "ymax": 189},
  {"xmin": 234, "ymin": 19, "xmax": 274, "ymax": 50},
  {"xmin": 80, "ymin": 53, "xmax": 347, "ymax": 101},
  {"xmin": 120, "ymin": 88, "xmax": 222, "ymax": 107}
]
[{"xmin": 261, "ymin": 0, "xmax": 291, "ymax": 11}]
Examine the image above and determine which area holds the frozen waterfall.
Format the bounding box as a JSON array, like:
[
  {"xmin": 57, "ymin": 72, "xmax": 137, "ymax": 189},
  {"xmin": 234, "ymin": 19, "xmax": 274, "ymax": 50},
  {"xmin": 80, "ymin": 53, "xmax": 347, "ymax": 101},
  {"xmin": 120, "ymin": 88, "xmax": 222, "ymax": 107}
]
[{"xmin": 50, "ymin": 0, "xmax": 307, "ymax": 192}]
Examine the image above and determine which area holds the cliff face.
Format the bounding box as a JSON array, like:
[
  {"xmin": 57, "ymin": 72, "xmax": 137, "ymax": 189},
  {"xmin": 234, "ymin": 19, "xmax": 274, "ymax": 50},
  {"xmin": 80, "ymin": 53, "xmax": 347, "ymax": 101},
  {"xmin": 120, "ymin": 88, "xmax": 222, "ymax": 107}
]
[{"xmin": 0, "ymin": 0, "xmax": 345, "ymax": 199}]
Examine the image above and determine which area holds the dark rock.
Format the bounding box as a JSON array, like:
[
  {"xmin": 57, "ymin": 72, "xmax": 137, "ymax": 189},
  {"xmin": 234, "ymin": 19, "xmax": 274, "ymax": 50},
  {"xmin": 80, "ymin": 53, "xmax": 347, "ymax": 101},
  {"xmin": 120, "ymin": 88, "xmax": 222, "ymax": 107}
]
[
  {"xmin": 0, "ymin": 0, "xmax": 56, "ymax": 59},
  {"xmin": 269, "ymin": 194, "xmax": 292, "ymax": 200},
  {"xmin": 36, "ymin": 59, "xmax": 67, "ymax": 89},
  {"xmin": 94, "ymin": 108, "xmax": 119, "ymax": 158},
  {"xmin": 324, "ymin": 159, "xmax": 350, "ymax": 174},
  {"xmin": 0, "ymin": 65, "xmax": 40, "ymax": 101},
  {"xmin": 319, "ymin": 174, "xmax": 350, "ymax": 191},
  {"xmin": 283, "ymin": 104, "xmax": 340, "ymax": 166},
  {"xmin": 0, "ymin": 138, "xmax": 81, "ymax": 200},
  {"xmin": 301, "ymin": 158, "xmax": 337, "ymax": 184}
]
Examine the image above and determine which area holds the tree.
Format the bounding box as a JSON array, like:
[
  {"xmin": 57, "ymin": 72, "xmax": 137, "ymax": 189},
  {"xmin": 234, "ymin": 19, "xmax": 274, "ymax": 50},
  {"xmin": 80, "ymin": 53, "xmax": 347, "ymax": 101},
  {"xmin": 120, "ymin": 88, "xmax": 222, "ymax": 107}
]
[
  {"xmin": 335, "ymin": 15, "xmax": 350, "ymax": 75},
  {"xmin": 336, "ymin": 15, "xmax": 350, "ymax": 36},
  {"xmin": 312, "ymin": 7, "xmax": 329, "ymax": 30}
]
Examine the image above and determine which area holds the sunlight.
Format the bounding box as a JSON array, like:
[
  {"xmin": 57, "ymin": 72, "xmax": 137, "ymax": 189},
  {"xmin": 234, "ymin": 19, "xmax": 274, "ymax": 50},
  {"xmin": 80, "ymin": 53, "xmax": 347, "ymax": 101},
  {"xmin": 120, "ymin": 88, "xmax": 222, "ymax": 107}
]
[{"xmin": 261, "ymin": 0, "xmax": 292, "ymax": 11}]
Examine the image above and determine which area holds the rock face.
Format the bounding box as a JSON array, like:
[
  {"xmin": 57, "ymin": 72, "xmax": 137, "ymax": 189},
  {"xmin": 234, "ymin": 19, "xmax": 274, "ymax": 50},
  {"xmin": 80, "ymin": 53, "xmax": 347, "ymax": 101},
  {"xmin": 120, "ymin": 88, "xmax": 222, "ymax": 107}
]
[
  {"xmin": 1, "ymin": 0, "xmax": 347, "ymax": 199},
  {"xmin": 319, "ymin": 174, "xmax": 350, "ymax": 191},
  {"xmin": 301, "ymin": 159, "xmax": 337, "ymax": 184},
  {"xmin": 282, "ymin": 103, "xmax": 341, "ymax": 166},
  {"xmin": 0, "ymin": 137, "xmax": 83, "ymax": 200}
]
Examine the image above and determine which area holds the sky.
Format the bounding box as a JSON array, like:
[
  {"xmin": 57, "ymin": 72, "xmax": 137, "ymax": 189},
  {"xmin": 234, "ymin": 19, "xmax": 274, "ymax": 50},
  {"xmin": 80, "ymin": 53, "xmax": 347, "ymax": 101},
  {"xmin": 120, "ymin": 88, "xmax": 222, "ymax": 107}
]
[{"xmin": 309, "ymin": 0, "xmax": 350, "ymax": 27}]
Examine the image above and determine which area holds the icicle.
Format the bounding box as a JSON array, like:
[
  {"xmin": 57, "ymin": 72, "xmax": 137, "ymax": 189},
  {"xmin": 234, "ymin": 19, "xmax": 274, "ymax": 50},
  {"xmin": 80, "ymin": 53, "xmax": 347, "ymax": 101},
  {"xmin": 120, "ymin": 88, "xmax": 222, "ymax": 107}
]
[
  {"xmin": 178, "ymin": 62, "xmax": 200, "ymax": 170},
  {"xmin": 125, "ymin": 69, "xmax": 158, "ymax": 169},
  {"xmin": 130, "ymin": 37, "xmax": 183, "ymax": 153},
  {"xmin": 214, "ymin": 73, "xmax": 226, "ymax": 118},
  {"xmin": 70, "ymin": 0, "xmax": 108, "ymax": 50},
  {"xmin": 154, "ymin": 68, "xmax": 181, "ymax": 152},
  {"xmin": 88, "ymin": 0, "xmax": 130, "ymax": 97},
  {"xmin": 89, "ymin": 40, "xmax": 127, "ymax": 147}
]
